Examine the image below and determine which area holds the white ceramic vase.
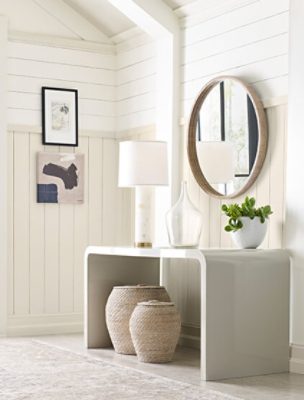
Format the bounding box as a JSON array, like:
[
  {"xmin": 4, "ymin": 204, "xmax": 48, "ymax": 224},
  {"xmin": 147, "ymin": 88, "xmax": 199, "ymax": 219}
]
[{"xmin": 231, "ymin": 217, "xmax": 268, "ymax": 249}]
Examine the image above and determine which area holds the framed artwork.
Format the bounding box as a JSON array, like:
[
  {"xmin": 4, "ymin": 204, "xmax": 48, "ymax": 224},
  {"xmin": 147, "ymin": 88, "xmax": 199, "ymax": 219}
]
[
  {"xmin": 37, "ymin": 152, "xmax": 84, "ymax": 204},
  {"xmin": 42, "ymin": 87, "xmax": 78, "ymax": 146}
]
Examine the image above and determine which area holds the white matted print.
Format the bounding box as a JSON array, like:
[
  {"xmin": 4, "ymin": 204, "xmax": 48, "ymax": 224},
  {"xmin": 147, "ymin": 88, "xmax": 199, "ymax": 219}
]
[
  {"xmin": 37, "ymin": 152, "xmax": 84, "ymax": 204},
  {"xmin": 42, "ymin": 87, "xmax": 78, "ymax": 146}
]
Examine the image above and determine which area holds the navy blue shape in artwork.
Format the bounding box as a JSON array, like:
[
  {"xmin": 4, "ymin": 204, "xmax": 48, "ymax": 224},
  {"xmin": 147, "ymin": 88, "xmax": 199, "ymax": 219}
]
[{"xmin": 37, "ymin": 184, "xmax": 58, "ymax": 203}]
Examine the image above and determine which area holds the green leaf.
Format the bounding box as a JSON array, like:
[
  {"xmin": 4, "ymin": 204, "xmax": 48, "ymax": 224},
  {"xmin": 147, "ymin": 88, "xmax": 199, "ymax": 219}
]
[
  {"xmin": 249, "ymin": 197, "xmax": 255, "ymax": 207},
  {"xmin": 221, "ymin": 195, "xmax": 273, "ymax": 233},
  {"xmin": 236, "ymin": 220, "xmax": 243, "ymax": 229}
]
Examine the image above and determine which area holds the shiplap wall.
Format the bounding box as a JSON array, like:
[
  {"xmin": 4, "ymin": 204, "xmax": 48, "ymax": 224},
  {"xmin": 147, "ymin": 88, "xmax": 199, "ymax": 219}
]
[
  {"xmin": 115, "ymin": 31, "xmax": 156, "ymax": 133},
  {"xmin": 183, "ymin": 104, "xmax": 287, "ymax": 250},
  {"xmin": 115, "ymin": 0, "xmax": 289, "ymax": 249},
  {"xmin": 164, "ymin": 0, "xmax": 289, "ymax": 329},
  {"xmin": 164, "ymin": 102, "xmax": 288, "ymax": 330},
  {"xmin": 181, "ymin": 0, "xmax": 289, "ymax": 113},
  {"xmin": 6, "ymin": 0, "xmax": 290, "ymax": 335},
  {"xmin": 180, "ymin": 0, "xmax": 289, "ymax": 248},
  {"xmin": 6, "ymin": 41, "xmax": 133, "ymax": 335},
  {"xmin": 8, "ymin": 41, "xmax": 115, "ymax": 132}
]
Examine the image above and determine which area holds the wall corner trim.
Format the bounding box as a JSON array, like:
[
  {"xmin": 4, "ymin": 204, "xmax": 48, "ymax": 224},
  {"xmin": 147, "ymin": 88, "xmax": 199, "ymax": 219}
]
[{"xmin": 290, "ymin": 344, "xmax": 304, "ymax": 374}]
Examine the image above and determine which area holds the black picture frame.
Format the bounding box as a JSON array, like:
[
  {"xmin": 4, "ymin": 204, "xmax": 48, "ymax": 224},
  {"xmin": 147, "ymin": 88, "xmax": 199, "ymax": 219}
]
[{"xmin": 42, "ymin": 87, "xmax": 78, "ymax": 147}]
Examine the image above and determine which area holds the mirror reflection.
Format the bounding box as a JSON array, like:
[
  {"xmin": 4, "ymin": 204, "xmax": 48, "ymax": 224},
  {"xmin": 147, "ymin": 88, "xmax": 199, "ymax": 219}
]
[{"xmin": 196, "ymin": 78, "xmax": 258, "ymax": 196}]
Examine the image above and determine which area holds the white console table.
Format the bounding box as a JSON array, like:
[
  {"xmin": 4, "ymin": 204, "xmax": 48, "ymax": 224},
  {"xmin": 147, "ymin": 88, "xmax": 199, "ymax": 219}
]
[{"xmin": 84, "ymin": 246, "xmax": 290, "ymax": 381}]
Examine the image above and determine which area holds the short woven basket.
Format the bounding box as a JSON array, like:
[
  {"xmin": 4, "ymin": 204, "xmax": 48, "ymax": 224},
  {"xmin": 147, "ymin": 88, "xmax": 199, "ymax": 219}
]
[
  {"xmin": 105, "ymin": 285, "xmax": 170, "ymax": 355},
  {"xmin": 129, "ymin": 300, "xmax": 181, "ymax": 363}
]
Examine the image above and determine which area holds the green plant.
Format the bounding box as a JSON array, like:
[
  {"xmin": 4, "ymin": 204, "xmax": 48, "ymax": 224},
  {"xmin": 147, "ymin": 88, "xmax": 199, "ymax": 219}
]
[{"xmin": 221, "ymin": 196, "xmax": 273, "ymax": 232}]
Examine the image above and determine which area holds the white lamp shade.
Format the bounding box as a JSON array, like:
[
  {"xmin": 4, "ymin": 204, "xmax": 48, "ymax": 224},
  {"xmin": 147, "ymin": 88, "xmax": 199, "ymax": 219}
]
[
  {"xmin": 196, "ymin": 141, "xmax": 235, "ymax": 184},
  {"xmin": 118, "ymin": 141, "xmax": 169, "ymax": 187}
]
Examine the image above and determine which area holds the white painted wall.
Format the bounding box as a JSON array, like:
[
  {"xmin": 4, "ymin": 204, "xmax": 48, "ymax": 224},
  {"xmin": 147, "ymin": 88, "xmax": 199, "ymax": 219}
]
[
  {"xmin": 114, "ymin": 0, "xmax": 289, "ymax": 335},
  {"xmin": 171, "ymin": 0, "xmax": 289, "ymax": 330},
  {"xmin": 2, "ymin": 0, "xmax": 291, "ymax": 338},
  {"xmin": 8, "ymin": 41, "xmax": 115, "ymax": 132},
  {"xmin": 181, "ymin": 0, "xmax": 289, "ymax": 249},
  {"xmin": 115, "ymin": 29, "xmax": 156, "ymax": 134},
  {"xmin": 115, "ymin": 0, "xmax": 289, "ymax": 247},
  {"xmin": 286, "ymin": 0, "xmax": 304, "ymax": 349},
  {"xmin": 0, "ymin": 16, "xmax": 8, "ymax": 336},
  {"xmin": 181, "ymin": 0, "xmax": 289, "ymax": 110},
  {"xmin": 5, "ymin": 29, "xmax": 130, "ymax": 334},
  {"xmin": 113, "ymin": 0, "xmax": 181, "ymax": 247},
  {"xmin": 7, "ymin": 129, "xmax": 132, "ymax": 335}
]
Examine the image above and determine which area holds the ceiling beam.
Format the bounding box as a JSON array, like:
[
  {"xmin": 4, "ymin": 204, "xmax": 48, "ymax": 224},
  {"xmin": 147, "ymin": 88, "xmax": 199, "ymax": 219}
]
[
  {"xmin": 33, "ymin": 0, "xmax": 111, "ymax": 43},
  {"xmin": 107, "ymin": 0, "xmax": 178, "ymax": 37}
]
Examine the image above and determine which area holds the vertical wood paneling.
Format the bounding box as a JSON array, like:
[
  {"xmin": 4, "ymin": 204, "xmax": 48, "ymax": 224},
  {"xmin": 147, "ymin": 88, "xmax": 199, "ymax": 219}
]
[
  {"xmin": 7, "ymin": 132, "xmax": 14, "ymax": 316},
  {"xmin": 13, "ymin": 132, "xmax": 30, "ymax": 315},
  {"xmin": 88, "ymin": 138, "xmax": 103, "ymax": 245},
  {"xmin": 186, "ymin": 106, "xmax": 287, "ymax": 250},
  {"xmin": 44, "ymin": 146, "xmax": 60, "ymax": 314},
  {"xmin": 29, "ymin": 134, "xmax": 45, "ymax": 314},
  {"xmin": 269, "ymin": 105, "xmax": 286, "ymax": 248},
  {"xmin": 9, "ymin": 132, "xmax": 126, "ymax": 322},
  {"xmin": 219, "ymin": 198, "xmax": 233, "ymax": 249},
  {"xmin": 59, "ymin": 147, "xmax": 75, "ymax": 314},
  {"xmin": 256, "ymin": 109, "xmax": 272, "ymax": 248},
  {"xmin": 102, "ymin": 139, "xmax": 118, "ymax": 245},
  {"xmin": 172, "ymin": 103, "xmax": 287, "ymax": 327},
  {"xmin": 209, "ymin": 198, "xmax": 221, "ymax": 248},
  {"xmin": 199, "ymin": 191, "xmax": 210, "ymax": 248},
  {"xmin": 117, "ymin": 188, "xmax": 133, "ymax": 246},
  {"xmin": 74, "ymin": 136, "xmax": 89, "ymax": 313}
]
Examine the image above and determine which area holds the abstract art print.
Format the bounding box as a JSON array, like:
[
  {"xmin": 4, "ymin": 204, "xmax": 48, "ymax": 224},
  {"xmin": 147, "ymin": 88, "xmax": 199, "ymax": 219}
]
[
  {"xmin": 37, "ymin": 152, "xmax": 84, "ymax": 204},
  {"xmin": 42, "ymin": 87, "xmax": 78, "ymax": 146}
]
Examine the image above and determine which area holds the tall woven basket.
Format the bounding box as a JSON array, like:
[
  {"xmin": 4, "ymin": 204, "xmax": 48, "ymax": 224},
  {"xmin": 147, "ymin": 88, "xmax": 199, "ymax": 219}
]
[
  {"xmin": 129, "ymin": 300, "xmax": 181, "ymax": 363},
  {"xmin": 105, "ymin": 285, "xmax": 170, "ymax": 355}
]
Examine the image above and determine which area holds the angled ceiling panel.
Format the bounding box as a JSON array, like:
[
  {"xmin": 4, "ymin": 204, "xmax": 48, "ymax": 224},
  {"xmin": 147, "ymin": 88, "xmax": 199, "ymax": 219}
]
[{"xmin": 64, "ymin": 0, "xmax": 135, "ymax": 37}]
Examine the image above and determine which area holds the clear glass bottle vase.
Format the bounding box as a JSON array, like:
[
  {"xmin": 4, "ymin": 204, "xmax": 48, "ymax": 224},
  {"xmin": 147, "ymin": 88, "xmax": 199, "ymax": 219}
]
[{"xmin": 166, "ymin": 181, "xmax": 202, "ymax": 248}]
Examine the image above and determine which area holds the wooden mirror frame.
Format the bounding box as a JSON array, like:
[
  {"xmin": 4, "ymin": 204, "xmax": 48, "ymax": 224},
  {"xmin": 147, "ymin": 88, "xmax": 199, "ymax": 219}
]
[{"xmin": 187, "ymin": 75, "xmax": 268, "ymax": 199}]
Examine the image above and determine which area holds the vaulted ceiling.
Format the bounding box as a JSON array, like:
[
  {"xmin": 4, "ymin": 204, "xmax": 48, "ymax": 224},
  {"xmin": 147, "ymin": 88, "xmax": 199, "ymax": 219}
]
[
  {"xmin": 64, "ymin": 0, "xmax": 135, "ymax": 37},
  {"xmin": 0, "ymin": 0, "xmax": 209, "ymax": 41}
]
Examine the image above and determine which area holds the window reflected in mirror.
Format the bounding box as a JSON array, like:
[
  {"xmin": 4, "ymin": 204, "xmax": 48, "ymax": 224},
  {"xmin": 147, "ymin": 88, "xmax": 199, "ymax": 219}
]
[{"xmin": 196, "ymin": 79, "xmax": 258, "ymax": 196}]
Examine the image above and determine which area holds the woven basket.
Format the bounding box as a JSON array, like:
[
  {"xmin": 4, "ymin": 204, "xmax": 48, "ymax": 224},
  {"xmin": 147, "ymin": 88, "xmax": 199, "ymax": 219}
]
[
  {"xmin": 105, "ymin": 285, "xmax": 170, "ymax": 355},
  {"xmin": 129, "ymin": 300, "xmax": 181, "ymax": 363}
]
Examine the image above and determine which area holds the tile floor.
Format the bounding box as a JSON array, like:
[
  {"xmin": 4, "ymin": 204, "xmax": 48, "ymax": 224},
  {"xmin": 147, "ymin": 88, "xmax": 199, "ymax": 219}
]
[{"xmin": 35, "ymin": 334, "xmax": 304, "ymax": 400}]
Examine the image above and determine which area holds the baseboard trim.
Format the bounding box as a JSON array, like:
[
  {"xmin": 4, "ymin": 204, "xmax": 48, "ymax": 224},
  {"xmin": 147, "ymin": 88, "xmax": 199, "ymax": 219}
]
[
  {"xmin": 6, "ymin": 315, "xmax": 300, "ymax": 373},
  {"xmin": 6, "ymin": 313, "xmax": 83, "ymax": 337},
  {"xmin": 179, "ymin": 333, "xmax": 200, "ymax": 349},
  {"xmin": 290, "ymin": 344, "xmax": 304, "ymax": 374},
  {"xmin": 6, "ymin": 314, "xmax": 201, "ymax": 350},
  {"xmin": 179, "ymin": 323, "xmax": 200, "ymax": 350}
]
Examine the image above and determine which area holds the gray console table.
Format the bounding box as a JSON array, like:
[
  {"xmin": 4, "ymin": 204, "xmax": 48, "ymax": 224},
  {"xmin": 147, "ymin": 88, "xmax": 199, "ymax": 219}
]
[{"xmin": 84, "ymin": 246, "xmax": 290, "ymax": 380}]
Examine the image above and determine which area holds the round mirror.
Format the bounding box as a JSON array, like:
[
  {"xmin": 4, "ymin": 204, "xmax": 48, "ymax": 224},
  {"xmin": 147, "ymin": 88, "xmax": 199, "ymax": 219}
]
[{"xmin": 187, "ymin": 76, "xmax": 267, "ymax": 199}]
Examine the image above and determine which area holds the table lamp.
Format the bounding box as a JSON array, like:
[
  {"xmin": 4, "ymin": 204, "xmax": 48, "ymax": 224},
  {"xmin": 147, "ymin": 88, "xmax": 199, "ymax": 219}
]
[
  {"xmin": 196, "ymin": 141, "xmax": 235, "ymax": 184},
  {"xmin": 118, "ymin": 140, "xmax": 168, "ymax": 248}
]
